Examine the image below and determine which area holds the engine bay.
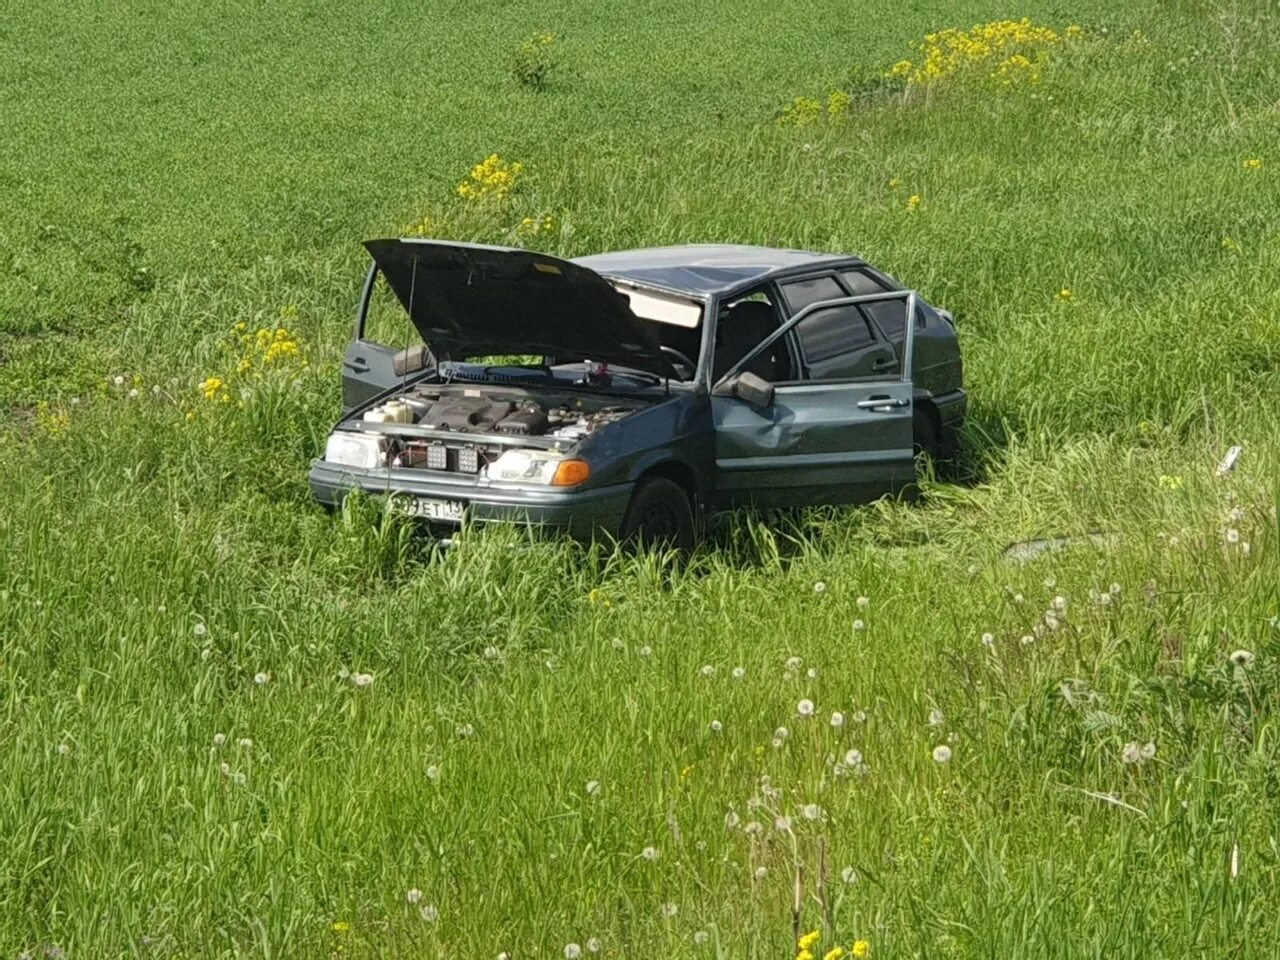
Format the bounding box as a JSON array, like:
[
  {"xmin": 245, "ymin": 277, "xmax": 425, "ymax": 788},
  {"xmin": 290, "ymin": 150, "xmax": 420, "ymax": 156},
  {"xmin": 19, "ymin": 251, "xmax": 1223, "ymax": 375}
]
[{"xmin": 355, "ymin": 385, "xmax": 646, "ymax": 473}]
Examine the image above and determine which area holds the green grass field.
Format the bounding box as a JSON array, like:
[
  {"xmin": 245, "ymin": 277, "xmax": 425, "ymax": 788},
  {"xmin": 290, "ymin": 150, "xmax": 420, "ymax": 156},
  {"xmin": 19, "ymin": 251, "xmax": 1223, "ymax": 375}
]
[{"xmin": 3, "ymin": 1, "xmax": 1280, "ymax": 957}]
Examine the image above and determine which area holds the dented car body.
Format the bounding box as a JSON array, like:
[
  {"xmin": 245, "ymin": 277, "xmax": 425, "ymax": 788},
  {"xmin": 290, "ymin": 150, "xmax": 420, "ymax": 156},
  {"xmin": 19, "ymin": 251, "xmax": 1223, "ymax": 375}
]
[{"xmin": 309, "ymin": 239, "xmax": 966, "ymax": 546}]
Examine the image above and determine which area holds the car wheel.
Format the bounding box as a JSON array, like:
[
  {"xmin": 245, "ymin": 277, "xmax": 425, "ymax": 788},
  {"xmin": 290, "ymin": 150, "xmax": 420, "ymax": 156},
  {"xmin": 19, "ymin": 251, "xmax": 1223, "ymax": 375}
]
[
  {"xmin": 619, "ymin": 477, "xmax": 696, "ymax": 551},
  {"xmin": 913, "ymin": 408, "xmax": 942, "ymax": 461}
]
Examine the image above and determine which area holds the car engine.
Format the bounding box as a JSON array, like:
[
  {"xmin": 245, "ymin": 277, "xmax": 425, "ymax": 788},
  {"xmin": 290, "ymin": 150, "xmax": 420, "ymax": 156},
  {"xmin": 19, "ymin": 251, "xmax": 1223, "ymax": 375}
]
[{"xmin": 358, "ymin": 387, "xmax": 641, "ymax": 472}]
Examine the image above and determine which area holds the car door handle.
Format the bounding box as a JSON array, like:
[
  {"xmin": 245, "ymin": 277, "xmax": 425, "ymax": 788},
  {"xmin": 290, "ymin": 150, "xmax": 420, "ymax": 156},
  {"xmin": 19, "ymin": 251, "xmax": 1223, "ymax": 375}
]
[
  {"xmin": 857, "ymin": 396, "xmax": 909, "ymax": 410},
  {"xmin": 871, "ymin": 357, "xmax": 896, "ymax": 370},
  {"xmin": 343, "ymin": 357, "xmax": 370, "ymax": 373}
]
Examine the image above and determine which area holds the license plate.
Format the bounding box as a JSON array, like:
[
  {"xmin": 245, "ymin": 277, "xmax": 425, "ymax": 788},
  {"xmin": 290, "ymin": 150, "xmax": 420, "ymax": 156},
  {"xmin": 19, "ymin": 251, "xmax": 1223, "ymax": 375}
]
[{"xmin": 391, "ymin": 497, "xmax": 465, "ymax": 522}]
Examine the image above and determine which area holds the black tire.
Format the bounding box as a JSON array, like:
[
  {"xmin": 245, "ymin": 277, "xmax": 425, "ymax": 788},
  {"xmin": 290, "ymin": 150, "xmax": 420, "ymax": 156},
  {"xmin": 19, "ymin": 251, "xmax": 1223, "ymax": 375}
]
[{"xmin": 619, "ymin": 477, "xmax": 696, "ymax": 551}]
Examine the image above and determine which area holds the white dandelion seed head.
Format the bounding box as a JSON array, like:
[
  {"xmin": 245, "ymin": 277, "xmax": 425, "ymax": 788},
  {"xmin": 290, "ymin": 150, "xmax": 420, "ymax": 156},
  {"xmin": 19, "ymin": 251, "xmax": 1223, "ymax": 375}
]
[
  {"xmin": 802, "ymin": 803, "xmax": 822, "ymax": 820},
  {"xmin": 1121, "ymin": 741, "xmax": 1142, "ymax": 764},
  {"xmin": 193, "ymin": 623, "xmax": 207, "ymax": 637},
  {"xmin": 1229, "ymin": 649, "xmax": 1255, "ymax": 667},
  {"xmin": 1044, "ymin": 577, "xmax": 1056, "ymax": 590},
  {"xmin": 813, "ymin": 581, "xmax": 827, "ymax": 594},
  {"xmin": 128, "ymin": 388, "xmax": 140, "ymax": 398},
  {"xmin": 585, "ymin": 779, "xmax": 601, "ymax": 796},
  {"xmin": 483, "ymin": 645, "xmax": 500, "ymax": 659},
  {"xmin": 1012, "ymin": 592, "xmax": 1025, "ymax": 604},
  {"xmin": 564, "ymin": 944, "xmax": 581, "ymax": 960},
  {"xmin": 754, "ymin": 865, "xmax": 768, "ymax": 879},
  {"xmin": 219, "ymin": 761, "xmax": 232, "ymax": 776},
  {"xmin": 661, "ymin": 902, "xmax": 679, "ymax": 918},
  {"xmin": 337, "ymin": 666, "xmax": 350, "ymax": 679},
  {"xmin": 830, "ymin": 711, "xmax": 845, "ymax": 728},
  {"xmin": 694, "ymin": 930, "xmax": 710, "ymax": 945},
  {"xmin": 1228, "ymin": 507, "xmax": 1246, "ymax": 522},
  {"xmin": 1140, "ymin": 741, "xmax": 1157, "ymax": 760},
  {"xmin": 1242, "ymin": 542, "xmax": 1251, "ymax": 555},
  {"xmin": 1098, "ymin": 591, "xmax": 1112, "ymax": 606},
  {"xmin": 1109, "ymin": 582, "xmax": 1123, "ymax": 595},
  {"xmin": 639, "ymin": 645, "xmax": 652, "ymax": 658},
  {"xmin": 112, "ymin": 375, "xmax": 125, "ymax": 386},
  {"xmin": 772, "ymin": 737, "xmax": 784, "ymax": 749},
  {"xmin": 1044, "ymin": 613, "xmax": 1062, "ymax": 631},
  {"xmin": 981, "ymin": 632, "xmax": 995, "ymax": 647},
  {"xmin": 807, "ymin": 667, "xmax": 819, "ymax": 679},
  {"xmin": 725, "ymin": 810, "xmax": 741, "ymax": 829},
  {"xmin": 844, "ymin": 748, "xmax": 863, "ymax": 766},
  {"xmin": 610, "ymin": 637, "xmax": 624, "ymax": 650},
  {"xmin": 212, "ymin": 733, "xmax": 227, "ymax": 747},
  {"xmin": 856, "ymin": 595, "xmax": 870, "ymax": 608},
  {"xmin": 732, "ymin": 666, "xmax": 746, "ymax": 679},
  {"xmin": 419, "ymin": 904, "xmax": 439, "ymax": 923},
  {"xmin": 785, "ymin": 656, "xmax": 803, "ymax": 672},
  {"xmin": 253, "ymin": 672, "xmax": 269, "ymax": 685},
  {"xmin": 237, "ymin": 738, "xmax": 253, "ymax": 749},
  {"xmin": 775, "ymin": 726, "xmax": 790, "ymax": 740},
  {"xmin": 928, "ymin": 708, "xmax": 945, "ymax": 726},
  {"xmin": 456, "ymin": 723, "xmax": 475, "ymax": 739},
  {"xmin": 586, "ymin": 938, "xmax": 602, "ymax": 955},
  {"xmin": 406, "ymin": 888, "xmax": 422, "ymax": 904},
  {"xmin": 1052, "ymin": 595, "xmax": 1067, "ymax": 612},
  {"xmin": 967, "ymin": 563, "xmax": 981, "ymax": 577},
  {"xmin": 1020, "ymin": 634, "xmax": 1035, "ymax": 645},
  {"xmin": 841, "ymin": 865, "xmax": 859, "ymax": 884},
  {"xmin": 425, "ymin": 764, "xmax": 441, "ymax": 782},
  {"xmin": 744, "ymin": 820, "xmax": 762, "ymax": 835},
  {"xmin": 852, "ymin": 619, "xmax": 866, "ymax": 631},
  {"xmin": 797, "ymin": 699, "xmax": 815, "ymax": 717},
  {"xmin": 700, "ymin": 664, "xmax": 716, "ymax": 677},
  {"xmin": 57, "ymin": 743, "xmax": 72, "ymax": 756},
  {"xmin": 853, "ymin": 710, "xmax": 867, "ymax": 723},
  {"xmin": 352, "ymin": 673, "xmax": 374, "ymax": 687},
  {"xmin": 233, "ymin": 771, "xmax": 246, "ymax": 785},
  {"xmin": 932, "ymin": 744, "xmax": 953, "ymax": 764},
  {"xmin": 710, "ymin": 719, "xmax": 723, "ymax": 733},
  {"xmin": 642, "ymin": 846, "xmax": 659, "ymax": 861},
  {"xmin": 1225, "ymin": 528, "xmax": 1241, "ymax": 544},
  {"xmin": 774, "ymin": 815, "xmax": 792, "ymax": 832}
]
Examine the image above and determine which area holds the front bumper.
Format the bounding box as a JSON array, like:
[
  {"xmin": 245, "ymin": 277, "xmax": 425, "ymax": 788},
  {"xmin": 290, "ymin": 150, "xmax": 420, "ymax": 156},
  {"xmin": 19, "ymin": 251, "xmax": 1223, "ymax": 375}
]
[{"xmin": 308, "ymin": 460, "xmax": 633, "ymax": 540}]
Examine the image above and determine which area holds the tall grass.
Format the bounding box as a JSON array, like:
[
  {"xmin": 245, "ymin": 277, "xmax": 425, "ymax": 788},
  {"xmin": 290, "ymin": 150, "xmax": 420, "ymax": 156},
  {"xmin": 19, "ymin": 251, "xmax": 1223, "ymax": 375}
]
[{"xmin": 2, "ymin": 0, "xmax": 1279, "ymax": 956}]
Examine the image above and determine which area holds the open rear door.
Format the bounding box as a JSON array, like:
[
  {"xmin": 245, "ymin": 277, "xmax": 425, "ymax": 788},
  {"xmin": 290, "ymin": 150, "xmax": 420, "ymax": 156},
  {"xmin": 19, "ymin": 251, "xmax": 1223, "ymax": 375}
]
[{"xmin": 342, "ymin": 264, "xmax": 433, "ymax": 413}]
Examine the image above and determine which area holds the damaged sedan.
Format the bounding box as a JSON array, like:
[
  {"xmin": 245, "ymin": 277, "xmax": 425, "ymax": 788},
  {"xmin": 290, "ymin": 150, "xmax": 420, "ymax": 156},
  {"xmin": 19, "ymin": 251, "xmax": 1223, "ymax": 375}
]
[{"xmin": 309, "ymin": 239, "xmax": 965, "ymax": 548}]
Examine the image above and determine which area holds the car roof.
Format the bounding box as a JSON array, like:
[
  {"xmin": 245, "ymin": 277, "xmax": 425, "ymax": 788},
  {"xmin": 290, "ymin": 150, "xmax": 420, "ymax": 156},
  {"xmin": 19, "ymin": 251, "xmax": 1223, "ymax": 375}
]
[{"xmin": 573, "ymin": 244, "xmax": 863, "ymax": 296}]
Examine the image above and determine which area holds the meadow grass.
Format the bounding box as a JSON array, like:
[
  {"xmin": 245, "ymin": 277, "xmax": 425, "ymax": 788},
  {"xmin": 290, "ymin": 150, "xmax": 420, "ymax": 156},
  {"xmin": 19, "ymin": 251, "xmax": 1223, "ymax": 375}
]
[{"xmin": 2, "ymin": 0, "xmax": 1280, "ymax": 957}]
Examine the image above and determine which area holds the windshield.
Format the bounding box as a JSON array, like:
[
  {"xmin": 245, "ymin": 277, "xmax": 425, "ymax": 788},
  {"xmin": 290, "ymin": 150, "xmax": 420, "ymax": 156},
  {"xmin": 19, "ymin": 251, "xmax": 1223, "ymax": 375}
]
[{"xmin": 610, "ymin": 283, "xmax": 705, "ymax": 381}]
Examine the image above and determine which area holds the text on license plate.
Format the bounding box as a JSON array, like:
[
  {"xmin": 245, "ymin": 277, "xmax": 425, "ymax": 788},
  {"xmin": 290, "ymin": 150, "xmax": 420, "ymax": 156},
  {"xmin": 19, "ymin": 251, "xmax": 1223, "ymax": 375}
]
[{"xmin": 393, "ymin": 497, "xmax": 465, "ymax": 522}]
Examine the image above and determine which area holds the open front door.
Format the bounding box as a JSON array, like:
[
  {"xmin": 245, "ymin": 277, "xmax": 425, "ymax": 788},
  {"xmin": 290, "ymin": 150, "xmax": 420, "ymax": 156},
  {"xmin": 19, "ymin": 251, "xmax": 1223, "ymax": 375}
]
[
  {"xmin": 711, "ymin": 290, "xmax": 918, "ymax": 508},
  {"xmin": 342, "ymin": 265, "xmax": 433, "ymax": 414}
]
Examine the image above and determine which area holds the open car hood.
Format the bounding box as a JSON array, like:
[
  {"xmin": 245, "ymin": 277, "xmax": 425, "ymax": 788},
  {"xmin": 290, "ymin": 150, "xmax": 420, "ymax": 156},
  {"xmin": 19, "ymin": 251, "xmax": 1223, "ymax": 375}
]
[{"xmin": 365, "ymin": 239, "xmax": 678, "ymax": 379}]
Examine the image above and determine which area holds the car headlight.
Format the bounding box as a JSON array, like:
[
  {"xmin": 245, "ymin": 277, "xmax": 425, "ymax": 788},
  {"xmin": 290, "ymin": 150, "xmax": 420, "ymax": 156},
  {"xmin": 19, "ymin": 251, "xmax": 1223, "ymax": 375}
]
[
  {"xmin": 487, "ymin": 449, "xmax": 590, "ymax": 487},
  {"xmin": 324, "ymin": 431, "xmax": 387, "ymax": 469}
]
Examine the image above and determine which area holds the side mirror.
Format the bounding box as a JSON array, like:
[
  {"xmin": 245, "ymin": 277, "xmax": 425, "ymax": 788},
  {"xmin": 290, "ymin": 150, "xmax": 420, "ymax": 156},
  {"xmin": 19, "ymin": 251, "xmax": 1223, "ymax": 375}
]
[{"xmin": 713, "ymin": 371, "xmax": 774, "ymax": 408}]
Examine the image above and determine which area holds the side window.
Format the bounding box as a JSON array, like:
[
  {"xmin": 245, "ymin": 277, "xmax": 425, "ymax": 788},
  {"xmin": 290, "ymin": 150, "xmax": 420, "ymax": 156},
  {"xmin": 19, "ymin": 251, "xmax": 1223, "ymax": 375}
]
[
  {"xmin": 841, "ymin": 268, "xmax": 920, "ymax": 338},
  {"xmin": 712, "ymin": 288, "xmax": 793, "ymax": 383},
  {"xmin": 780, "ymin": 275, "xmax": 845, "ymax": 313},
  {"xmin": 794, "ymin": 304, "xmax": 874, "ymax": 362}
]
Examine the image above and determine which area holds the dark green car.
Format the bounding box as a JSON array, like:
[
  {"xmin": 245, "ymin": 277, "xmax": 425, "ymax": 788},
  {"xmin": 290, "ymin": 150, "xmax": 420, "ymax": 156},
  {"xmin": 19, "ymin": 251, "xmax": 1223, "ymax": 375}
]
[{"xmin": 309, "ymin": 240, "xmax": 965, "ymax": 547}]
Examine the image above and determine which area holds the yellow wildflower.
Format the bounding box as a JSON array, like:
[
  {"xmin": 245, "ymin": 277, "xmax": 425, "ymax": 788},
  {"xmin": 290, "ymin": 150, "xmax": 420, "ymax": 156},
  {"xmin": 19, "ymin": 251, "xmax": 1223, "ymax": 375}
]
[
  {"xmin": 1221, "ymin": 237, "xmax": 1238, "ymax": 251},
  {"xmin": 1065, "ymin": 24, "xmax": 1084, "ymax": 39},
  {"xmin": 1055, "ymin": 287, "xmax": 1074, "ymax": 302},
  {"xmin": 456, "ymin": 154, "xmax": 524, "ymax": 201},
  {"xmin": 798, "ymin": 930, "xmax": 822, "ymax": 951},
  {"xmin": 906, "ymin": 194, "xmax": 922, "ymax": 211},
  {"xmin": 852, "ymin": 941, "xmax": 870, "ymax": 958},
  {"xmin": 777, "ymin": 95, "xmax": 822, "ymax": 127},
  {"xmin": 680, "ymin": 763, "xmax": 695, "ymax": 782},
  {"xmin": 1243, "ymin": 158, "xmax": 1262, "ymax": 171},
  {"xmin": 889, "ymin": 18, "xmax": 1071, "ymax": 87},
  {"xmin": 1157, "ymin": 474, "xmax": 1184, "ymax": 490},
  {"xmin": 826, "ymin": 90, "xmax": 852, "ymax": 119},
  {"xmin": 198, "ymin": 377, "xmax": 226, "ymax": 401},
  {"xmin": 796, "ymin": 952, "xmax": 814, "ymax": 960},
  {"xmin": 888, "ymin": 176, "xmax": 902, "ymax": 189},
  {"xmin": 824, "ymin": 948, "xmax": 846, "ymax": 960},
  {"xmin": 331, "ymin": 921, "xmax": 351, "ymax": 933}
]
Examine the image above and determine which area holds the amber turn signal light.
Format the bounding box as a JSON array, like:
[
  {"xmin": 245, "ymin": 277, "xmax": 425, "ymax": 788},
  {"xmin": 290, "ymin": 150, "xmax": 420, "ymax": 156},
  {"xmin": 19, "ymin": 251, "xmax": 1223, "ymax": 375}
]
[{"xmin": 551, "ymin": 459, "xmax": 591, "ymax": 487}]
